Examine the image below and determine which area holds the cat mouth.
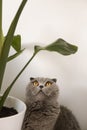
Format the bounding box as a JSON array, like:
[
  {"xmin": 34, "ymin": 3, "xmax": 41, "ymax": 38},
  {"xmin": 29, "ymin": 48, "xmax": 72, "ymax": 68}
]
[
  {"xmin": 37, "ymin": 89, "xmax": 49, "ymax": 96},
  {"xmin": 39, "ymin": 89, "xmax": 44, "ymax": 93},
  {"xmin": 33, "ymin": 88, "xmax": 50, "ymax": 97},
  {"xmin": 36, "ymin": 89, "xmax": 45, "ymax": 95}
]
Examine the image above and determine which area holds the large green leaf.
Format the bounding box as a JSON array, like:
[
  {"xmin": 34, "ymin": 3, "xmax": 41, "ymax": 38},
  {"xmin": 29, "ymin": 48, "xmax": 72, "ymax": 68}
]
[
  {"xmin": 34, "ymin": 38, "xmax": 78, "ymax": 55},
  {"xmin": 12, "ymin": 35, "xmax": 21, "ymax": 52}
]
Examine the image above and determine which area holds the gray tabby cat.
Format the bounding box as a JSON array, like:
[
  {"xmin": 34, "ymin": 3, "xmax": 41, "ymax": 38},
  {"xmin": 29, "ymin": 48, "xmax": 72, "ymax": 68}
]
[{"xmin": 22, "ymin": 77, "xmax": 81, "ymax": 130}]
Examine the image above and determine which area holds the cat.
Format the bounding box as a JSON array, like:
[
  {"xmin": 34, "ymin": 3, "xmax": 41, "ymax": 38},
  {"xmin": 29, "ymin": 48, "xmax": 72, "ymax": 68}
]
[{"xmin": 22, "ymin": 77, "xmax": 81, "ymax": 130}]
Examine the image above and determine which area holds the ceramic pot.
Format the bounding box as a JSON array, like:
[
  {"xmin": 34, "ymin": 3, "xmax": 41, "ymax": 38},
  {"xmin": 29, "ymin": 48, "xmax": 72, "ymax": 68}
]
[{"xmin": 0, "ymin": 96, "xmax": 26, "ymax": 130}]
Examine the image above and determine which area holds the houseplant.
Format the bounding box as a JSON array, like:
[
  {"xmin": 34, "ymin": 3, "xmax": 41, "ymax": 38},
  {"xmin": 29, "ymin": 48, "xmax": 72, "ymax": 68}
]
[
  {"xmin": 0, "ymin": 0, "xmax": 27, "ymax": 130},
  {"xmin": 0, "ymin": 0, "xmax": 78, "ymax": 130}
]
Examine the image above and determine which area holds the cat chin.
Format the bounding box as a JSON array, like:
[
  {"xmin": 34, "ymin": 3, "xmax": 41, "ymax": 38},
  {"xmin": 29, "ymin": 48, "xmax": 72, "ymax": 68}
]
[{"xmin": 34, "ymin": 91, "xmax": 46, "ymax": 101}]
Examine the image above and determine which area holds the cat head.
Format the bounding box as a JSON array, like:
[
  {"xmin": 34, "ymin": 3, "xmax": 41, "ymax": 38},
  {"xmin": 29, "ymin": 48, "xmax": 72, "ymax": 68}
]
[{"xmin": 26, "ymin": 77, "xmax": 59, "ymax": 103}]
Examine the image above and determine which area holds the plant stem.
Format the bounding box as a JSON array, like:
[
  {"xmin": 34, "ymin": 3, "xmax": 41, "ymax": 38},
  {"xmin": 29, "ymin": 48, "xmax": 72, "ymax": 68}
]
[
  {"xmin": 0, "ymin": 0, "xmax": 4, "ymax": 55},
  {"xmin": 10, "ymin": 52, "xmax": 37, "ymax": 87},
  {"xmin": 0, "ymin": 0, "xmax": 28, "ymax": 91},
  {"xmin": 0, "ymin": 51, "xmax": 38, "ymax": 109}
]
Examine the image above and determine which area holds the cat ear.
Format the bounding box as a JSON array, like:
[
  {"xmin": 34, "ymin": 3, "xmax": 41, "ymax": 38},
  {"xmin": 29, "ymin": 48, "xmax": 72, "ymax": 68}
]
[
  {"xmin": 52, "ymin": 78, "xmax": 57, "ymax": 83},
  {"xmin": 30, "ymin": 77, "xmax": 35, "ymax": 81}
]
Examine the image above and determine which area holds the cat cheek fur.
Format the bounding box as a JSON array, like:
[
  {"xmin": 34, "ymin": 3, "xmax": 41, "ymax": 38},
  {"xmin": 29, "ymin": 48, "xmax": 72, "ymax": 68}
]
[
  {"xmin": 32, "ymin": 86, "xmax": 40, "ymax": 95},
  {"xmin": 42, "ymin": 87, "xmax": 52, "ymax": 96},
  {"xmin": 42, "ymin": 85, "xmax": 58, "ymax": 97}
]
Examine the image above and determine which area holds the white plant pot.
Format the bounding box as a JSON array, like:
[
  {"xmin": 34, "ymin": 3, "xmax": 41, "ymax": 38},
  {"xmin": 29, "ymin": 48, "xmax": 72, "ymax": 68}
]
[{"xmin": 0, "ymin": 96, "xmax": 26, "ymax": 130}]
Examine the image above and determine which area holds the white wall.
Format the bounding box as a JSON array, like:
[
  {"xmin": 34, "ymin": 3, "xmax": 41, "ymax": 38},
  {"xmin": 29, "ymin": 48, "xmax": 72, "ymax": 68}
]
[{"xmin": 2, "ymin": 0, "xmax": 87, "ymax": 130}]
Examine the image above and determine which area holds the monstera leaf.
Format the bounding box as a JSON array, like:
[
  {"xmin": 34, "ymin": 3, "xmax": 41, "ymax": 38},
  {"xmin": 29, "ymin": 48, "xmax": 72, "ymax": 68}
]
[{"xmin": 34, "ymin": 38, "xmax": 78, "ymax": 55}]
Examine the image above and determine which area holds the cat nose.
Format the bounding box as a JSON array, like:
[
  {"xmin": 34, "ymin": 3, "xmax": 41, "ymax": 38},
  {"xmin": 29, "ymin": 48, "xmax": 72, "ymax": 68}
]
[{"xmin": 39, "ymin": 85, "xmax": 43, "ymax": 89}]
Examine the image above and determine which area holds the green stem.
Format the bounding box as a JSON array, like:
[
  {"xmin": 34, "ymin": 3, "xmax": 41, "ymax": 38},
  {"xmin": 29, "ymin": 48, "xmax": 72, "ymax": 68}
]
[
  {"xmin": 0, "ymin": 0, "xmax": 2, "ymax": 35},
  {"xmin": 0, "ymin": 51, "xmax": 38, "ymax": 109},
  {"xmin": 0, "ymin": 0, "xmax": 28, "ymax": 91},
  {"xmin": 0, "ymin": 0, "xmax": 4, "ymax": 55},
  {"xmin": 10, "ymin": 52, "xmax": 36, "ymax": 87}
]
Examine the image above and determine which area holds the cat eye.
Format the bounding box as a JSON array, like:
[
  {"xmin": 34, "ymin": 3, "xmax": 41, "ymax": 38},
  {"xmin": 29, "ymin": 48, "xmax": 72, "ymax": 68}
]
[
  {"xmin": 33, "ymin": 81, "xmax": 39, "ymax": 87},
  {"xmin": 45, "ymin": 81, "xmax": 52, "ymax": 87}
]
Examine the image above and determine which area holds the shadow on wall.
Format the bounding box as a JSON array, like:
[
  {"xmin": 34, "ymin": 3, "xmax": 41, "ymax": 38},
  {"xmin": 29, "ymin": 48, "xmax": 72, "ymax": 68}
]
[{"xmin": 59, "ymin": 85, "xmax": 87, "ymax": 130}]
